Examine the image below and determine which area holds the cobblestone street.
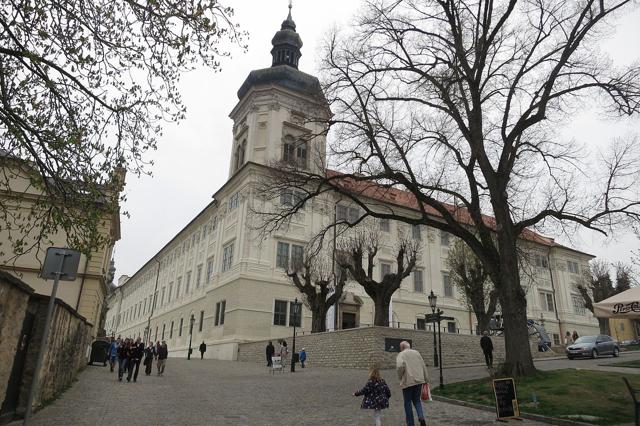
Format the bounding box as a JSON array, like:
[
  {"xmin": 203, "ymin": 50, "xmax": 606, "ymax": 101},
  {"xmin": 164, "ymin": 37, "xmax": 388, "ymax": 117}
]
[{"xmin": 17, "ymin": 358, "xmax": 551, "ymax": 426}]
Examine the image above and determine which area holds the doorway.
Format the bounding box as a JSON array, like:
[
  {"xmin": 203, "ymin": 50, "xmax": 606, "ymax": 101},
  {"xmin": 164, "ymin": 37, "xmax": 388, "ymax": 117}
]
[{"xmin": 342, "ymin": 312, "xmax": 357, "ymax": 329}]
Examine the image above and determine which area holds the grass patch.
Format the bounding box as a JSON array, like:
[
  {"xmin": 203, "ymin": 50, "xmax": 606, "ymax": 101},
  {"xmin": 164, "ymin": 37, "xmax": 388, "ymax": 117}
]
[
  {"xmin": 433, "ymin": 369, "xmax": 637, "ymax": 425},
  {"xmin": 607, "ymin": 359, "xmax": 640, "ymax": 368},
  {"xmin": 621, "ymin": 344, "xmax": 640, "ymax": 352}
]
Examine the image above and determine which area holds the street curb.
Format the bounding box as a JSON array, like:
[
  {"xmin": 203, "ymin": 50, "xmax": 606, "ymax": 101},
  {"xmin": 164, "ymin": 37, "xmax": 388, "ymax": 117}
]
[{"xmin": 432, "ymin": 395, "xmax": 593, "ymax": 426}]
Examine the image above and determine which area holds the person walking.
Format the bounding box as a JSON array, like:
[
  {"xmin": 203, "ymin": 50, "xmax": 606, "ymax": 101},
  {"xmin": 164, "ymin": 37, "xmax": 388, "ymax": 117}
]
[
  {"xmin": 564, "ymin": 331, "xmax": 574, "ymax": 346},
  {"xmin": 157, "ymin": 340, "xmax": 168, "ymax": 376},
  {"xmin": 199, "ymin": 341, "xmax": 207, "ymax": 360},
  {"xmin": 480, "ymin": 331, "xmax": 494, "ymax": 368},
  {"xmin": 108, "ymin": 337, "xmax": 119, "ymax": 372},
  {"xmin": 266, "ymin": 341, "xmax": 275, "ymax": 367},
  {"xmin": 299, "ymin": 348, "xmax": 306, "ymax": 368},
  {"xmin": 354, "ymin": 365, "xmax": 391, "ymax": 426},
  {"xmin": 572, "ymin": 330, "xmax": 579, "ymax": 342},
  {"xmin": 396, "ymin": 341, "xmax": 429, "ymax": 426},
  {"xmin": 144, "ymin": 342, "xmax": 155, "ymax": 376},
  {"xmin": 116, "ymin": 338, "xmax": 129, "ymax": 382},
  {"xmin": 279, "ymin": 340, "xmax": 289, "ymax": 366},
  {"xmin": 127, "ymin": 337, "xmax": 144, "ymax": 382}
]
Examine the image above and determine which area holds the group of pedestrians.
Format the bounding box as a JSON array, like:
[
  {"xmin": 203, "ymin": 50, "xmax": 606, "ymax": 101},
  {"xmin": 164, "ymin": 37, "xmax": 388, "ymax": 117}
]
[{"xmin": 107, "ymin": 337, "xmax": 169, "ymax": 382}]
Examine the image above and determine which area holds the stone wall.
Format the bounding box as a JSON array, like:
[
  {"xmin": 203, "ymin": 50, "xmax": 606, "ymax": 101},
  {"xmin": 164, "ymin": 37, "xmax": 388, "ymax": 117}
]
[
  {"xmin": 0, "ymin": 272, "xmax": 33, "ymax": 413},
  {"xmin": 0, "ymin": 271, "xmax": 93, "ymax": 420},
  {"xmin": 238, "ymin": 326, "xmax": 544, "ymax": 369},
  {"xmin": 18, "ymin": 295, "xmax": 93, "ymax": 412}
]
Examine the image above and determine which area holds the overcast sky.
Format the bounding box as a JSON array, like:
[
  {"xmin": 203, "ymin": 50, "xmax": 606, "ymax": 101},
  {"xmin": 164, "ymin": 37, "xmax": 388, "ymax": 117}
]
[{"xmin": 113, "ymin": 1, "xmax": 640, "ymax": 280}]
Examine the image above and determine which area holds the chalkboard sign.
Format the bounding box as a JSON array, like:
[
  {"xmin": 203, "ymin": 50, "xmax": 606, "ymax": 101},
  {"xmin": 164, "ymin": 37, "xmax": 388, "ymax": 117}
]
[
  {"xmin": 385, "ymin": 338, "xmax": 412, "ymax": 352},
  {"xmin": 492, "ymin": 378, "xmax": 520, "ymax": 419}
]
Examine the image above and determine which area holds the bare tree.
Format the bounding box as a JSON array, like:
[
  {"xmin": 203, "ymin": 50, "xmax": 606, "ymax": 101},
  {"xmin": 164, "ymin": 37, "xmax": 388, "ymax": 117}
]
[
  {"xmin": 446, "ymin": 238, "xmax": 497, "ymax": 334},
  {"xmin": 0, "ymin": 1, "xmax": 245, "ymax": 257},
  {"xmin": 286, "ymin": 250, "xmax": 347, "ymax": 333},
  {"xmin": 337, "ymin": 226, "xmax": 418, "ymax": 326},
  {"xmin": 259, "ymin": 1, "xmax": 640, "ymax": 376}
]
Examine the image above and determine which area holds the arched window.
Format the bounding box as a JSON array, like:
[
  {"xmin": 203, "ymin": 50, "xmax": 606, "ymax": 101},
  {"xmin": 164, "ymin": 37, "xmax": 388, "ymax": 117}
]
[
  {"xmin": 282, "ymin": 135, "xmax": 307, "ymax": 169},
  {"xmin": 235, "ymin": 140, "xmax": 246, "ymax": 171},
  {"xmin": 296, "ymin": 142, "xmax": 307, "ymax": 168}
]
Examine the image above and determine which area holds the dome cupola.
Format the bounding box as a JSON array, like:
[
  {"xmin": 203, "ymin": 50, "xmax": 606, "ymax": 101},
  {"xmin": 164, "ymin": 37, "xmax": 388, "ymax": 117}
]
[{"xmin": 270, "ymin": 2, "xmax": 302, "ymax": 68}]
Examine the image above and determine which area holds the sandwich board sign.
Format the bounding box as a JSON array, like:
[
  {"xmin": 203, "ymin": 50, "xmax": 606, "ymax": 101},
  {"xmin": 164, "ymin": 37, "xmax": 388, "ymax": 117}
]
[{"xmin": 493, "ymin": 378, "xmax": 521, "ymax": 421}]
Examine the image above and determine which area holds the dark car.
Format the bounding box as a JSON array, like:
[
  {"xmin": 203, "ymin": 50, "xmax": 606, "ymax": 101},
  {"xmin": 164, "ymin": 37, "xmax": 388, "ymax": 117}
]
[
  {"xmin": 566, "ymin": 335, "xmax": 620, "ymax": 359},
  {"xmin": 88, "ymin": 340, "xmax": 110, "ymax": 366}
]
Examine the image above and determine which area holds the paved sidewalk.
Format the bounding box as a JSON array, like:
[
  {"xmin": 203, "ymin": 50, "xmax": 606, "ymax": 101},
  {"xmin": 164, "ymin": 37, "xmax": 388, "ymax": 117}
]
[{"xmin": 16, "ymin": 360, "xmax": 548, "ymax": 426}]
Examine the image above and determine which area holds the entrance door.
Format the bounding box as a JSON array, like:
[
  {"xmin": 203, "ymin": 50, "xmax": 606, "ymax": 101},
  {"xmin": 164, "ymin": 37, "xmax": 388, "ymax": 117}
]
[
  {"xmin": 342, "ymin": 312, "xmax": 357, "ymax": 330},
  {"xmin": 0, "ymin": 311, "xmax": 35, "ymax": 420}
]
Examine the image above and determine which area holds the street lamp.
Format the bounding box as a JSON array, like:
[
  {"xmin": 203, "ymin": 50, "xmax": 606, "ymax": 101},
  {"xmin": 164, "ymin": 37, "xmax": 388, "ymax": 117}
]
[
  {"xmin": 187, "ymin": 314, "xmax": 195, "ymax": 360},
  {"xmin": 428, "ymin": 291, "xmax": 439, "ymax": 367},
  {"xmin": 291, "ymin": 298, "xmax": 301, "ymax": 372},
  {"xmin": 427, "ymin": 290, "xmax": 445, "ymax": 390}
]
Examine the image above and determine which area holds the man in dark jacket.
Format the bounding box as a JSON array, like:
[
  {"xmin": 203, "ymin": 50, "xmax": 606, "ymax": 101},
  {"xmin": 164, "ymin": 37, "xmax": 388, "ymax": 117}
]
[
  {"xmin": 266, "ymin": 341, "xmax": 275, "ymax": 367},
  {"xmin": 157, "ymin": 341, "xmax": 168, "ymax": 376},
  {"xmin": 127, "ymin": 337, "xmax": 145, "ymax": 382},
  {"xmin": 480, "ymin": 331, "xmax": 494, "ymax": 368},
  {"xmin": 199, "ymin": 341, "xmax": 207, "ymax": 359}
]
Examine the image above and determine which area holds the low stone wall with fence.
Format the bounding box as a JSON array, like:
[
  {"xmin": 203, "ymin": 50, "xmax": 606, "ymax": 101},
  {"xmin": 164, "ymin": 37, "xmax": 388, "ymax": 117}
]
[{"xmin": 238, "ymin": 326, "xmax": 545, "ymax": 369}]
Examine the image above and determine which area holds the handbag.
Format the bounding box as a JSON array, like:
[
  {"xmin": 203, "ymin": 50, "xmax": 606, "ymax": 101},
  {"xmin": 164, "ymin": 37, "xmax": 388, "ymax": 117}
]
[{"xmin": 420, "ymin": 383, "xmax": 432, "ymax": 402}]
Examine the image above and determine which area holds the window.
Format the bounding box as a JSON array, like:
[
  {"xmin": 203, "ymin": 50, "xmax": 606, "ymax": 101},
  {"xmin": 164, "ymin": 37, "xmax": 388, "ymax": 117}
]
[
  {"xmin": 206, "ymin": 258, "xmax": 214, "ymax": 282},
  {"xmin": 179, "ymin": 318, "xmax": 183, "ymax": 337},
  {"xmin": 381, "ymin": 263, "xmax": 392, "ymax": 279},
  {"xmin": 447, "ymin": 322, "xmax": 457, "ymax": 333},
  {"xmin": 162, "ymin": 324, "xmax": 166, "ymax": 340},
  {"xmin": 274, "ymin": 300, "xmax": 288, "ymax": 326},
  {"xmin": 276, "ymin": 242, "xmax": 290, "ymax": 269},
  {"xmin": 185, "ymin": 271, "xmax": 192, "ymax": 293},
  {"xmin": 222, "ymin": 242, "xmax": 234, "ymax": 272},
  {"xmin": 215, "ymin": 301, "xmax": 226, "ymax": 326},
  {"xmin": 380, "ymin": 219, "xmax": 390, "ymax": 232},
  {"xmin": 155, "ymin": 326, "xmax": 158, "ymax": 341},
  {"xmin": 567, "ymin": 261, "xmax": 579, "ymax": 274},
  {"xmin": 280, "ymin": 189, "xmax": 306, "ymax": 209},
  {"xmin": 443, "ymin": 272, "xmax": 453, "ymax": 297},
  {"xmin": 440, "ymin": 230, "xmax": 450, "ymax": 246},
  {"xmin": 289, "ymin": 301, "xmax": 302, "ymax": 327},
  {"xmin": 336, "ymin": 204, "xmax": 360, "ymax": 224},
  {"xmin": 170, "ymin": 321, "xmax": 174, "ymax": 339},
  {"xmin": 235, "ymin": 140, "xmax": 246, "ymax": 171},
  {"xmin": 176, "ymin": 278, "xmax": 182, "ymax": 299},
  {"xmin": 199, "ymin": 310, "xmax": 204, "ymax": 332},
  {"xmin": 143, "ymin": 298, "xmax": 147, "ymax": 315},
  {"xmin": 196, "ymin": 265, "xmax": 203, "ymax": 288},
  {"xmin": 572, "ymin": 294, "xmax": 586, "ymax": 315},
  {"xmin": 414, "ymin": 269, "xmax": 424, "ymax": 293},
  {"xmin": 153, "ymin": 291, "xmax": 158, "ymax": 309},
  {"xmin": 416, "ymin": 318, "xmax": 426, "ymax": 331},
  {"xmin": 160, "ymin": 287, "xmax": 166, "ymax": 306},
  {"xmin": 211, "ymin": 216, "xmax": 218, "ymax": 232},
  {"xmin": 534, "ymin": 254, "xmax": 549, "ymax": 268},
  {"xmin": 276, "ymin": 242, "xmax": 304, "ymax": 270},
  {"xmin": 412, "ymin": 225, "xmax": 422, "ymax": 240},
  {"xmin": 553, "ymin": 333, "xmax": 561, "ymax": 346},
  {"xmin": 228, "ymin": 192, "xmax": 240, "ymax": 212},
  {"xmin": 540, "ymin": 291, "xmax": 555, "ymax": 312},
  {"xmin": 282, "ymin": 136, "xmax": 307, "ymax": 168}
]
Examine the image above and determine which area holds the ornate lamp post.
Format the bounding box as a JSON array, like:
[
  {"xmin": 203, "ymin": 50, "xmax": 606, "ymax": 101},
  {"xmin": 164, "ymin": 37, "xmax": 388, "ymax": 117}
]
[
  {"xmin": 187, "ymin": 314, "xmax": 195, "ymax": 360},
  {"xmin": 428, "ymin": 291, "xmax": 439, "ymax": 367},
  {"xmin": 291, "ymin": 298, "xmax": 301, "ymax": 372}
]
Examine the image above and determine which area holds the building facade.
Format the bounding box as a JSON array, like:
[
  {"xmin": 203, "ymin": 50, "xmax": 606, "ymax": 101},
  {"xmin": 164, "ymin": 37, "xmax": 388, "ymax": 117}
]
[
  {"xmin": 106, "ymin": 9, "xmax": 599, "ymax": 359},
  {"xmin": 0, "ymin": 159, "xmax": 123, "ymax": 335}
]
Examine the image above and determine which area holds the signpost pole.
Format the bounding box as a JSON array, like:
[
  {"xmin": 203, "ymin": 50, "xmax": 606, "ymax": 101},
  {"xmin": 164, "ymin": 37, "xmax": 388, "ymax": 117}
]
[
  {"xmin": 437, "ymin": 310, "xmax": 444, "ymax": 389},
  {"xmin": 23, "ymin": 252, "xmax": 67, "ymax": 425}
]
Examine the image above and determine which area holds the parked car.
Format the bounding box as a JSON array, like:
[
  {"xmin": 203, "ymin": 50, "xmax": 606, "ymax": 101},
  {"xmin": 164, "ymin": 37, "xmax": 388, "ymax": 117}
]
[{"xmin": 566, "ymin": 335, "xmax": 620, "ymax": 359}]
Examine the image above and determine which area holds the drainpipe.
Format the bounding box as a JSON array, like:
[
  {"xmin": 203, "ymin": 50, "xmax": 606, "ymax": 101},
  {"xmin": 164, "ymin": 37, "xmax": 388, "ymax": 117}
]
[
  {"xmin": 75, "ymin": 254, "xmax": 91, "ymax": 311},
  {"xmin": 146, "ymin": 258, "xmax": 161, "ymax": 343},
  {"xmin": 547, "ymin": 248, "xmax": 562, "ymax": 343}
]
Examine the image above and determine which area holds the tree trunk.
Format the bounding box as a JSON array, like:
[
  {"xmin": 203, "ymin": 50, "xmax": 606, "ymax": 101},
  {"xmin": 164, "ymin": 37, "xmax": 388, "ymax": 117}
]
[
  {"xmin": 311, "ymin": 305, "xmax": 328, "ymax": 333},
  {"xmin": 475, "ymin": 311, "xmax": 492, "ymax": 335},
  {"xmin": 373, "ymin": 295, "xmax": 391, "ymax": 327},
  {"xmin": 495, "ymin": 225, "xmax": 536, "ymax": 376}
]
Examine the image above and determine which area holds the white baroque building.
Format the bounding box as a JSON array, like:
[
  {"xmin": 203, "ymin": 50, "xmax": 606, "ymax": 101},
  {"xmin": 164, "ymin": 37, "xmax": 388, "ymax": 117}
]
[{"xmin": 105, "ymin": 9, "xmax": 599, "ymax": 360}]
